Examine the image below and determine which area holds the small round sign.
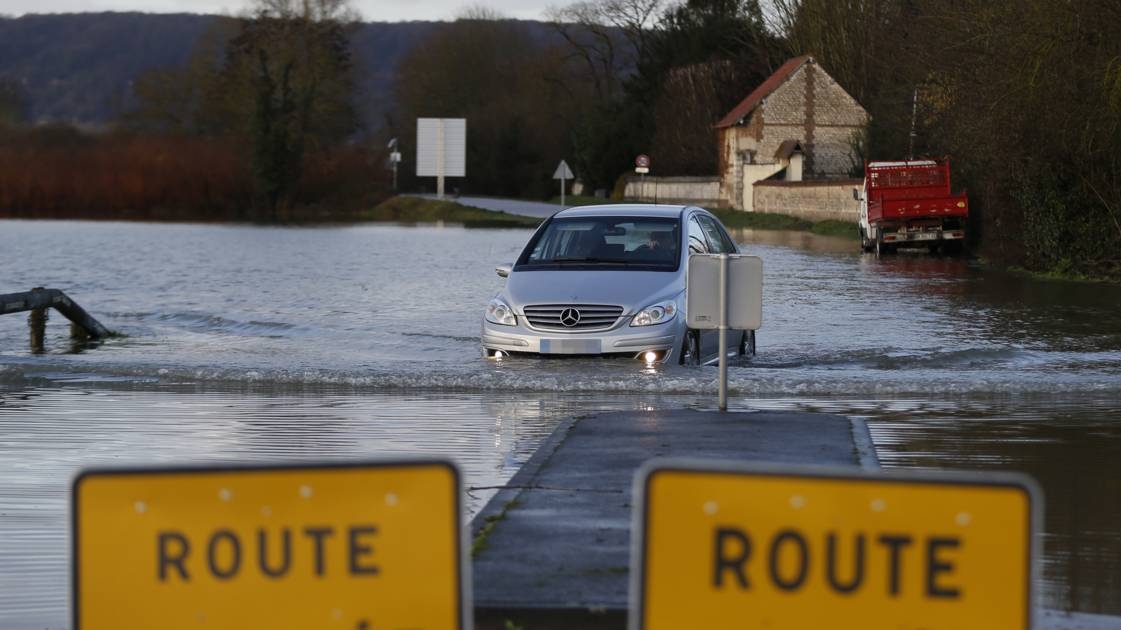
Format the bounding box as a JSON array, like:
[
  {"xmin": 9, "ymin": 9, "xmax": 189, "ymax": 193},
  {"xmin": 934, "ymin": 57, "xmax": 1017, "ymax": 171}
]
[{"xmin": 635, "ymin": 154, "xmax": 651, "ymax": 168}]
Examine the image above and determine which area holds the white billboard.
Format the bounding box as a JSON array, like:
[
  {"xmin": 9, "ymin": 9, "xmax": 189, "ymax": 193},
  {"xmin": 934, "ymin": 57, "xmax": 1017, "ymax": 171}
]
[{"xmin": 416, "ymin": 118, "xmax": 466, "ymax": 178}]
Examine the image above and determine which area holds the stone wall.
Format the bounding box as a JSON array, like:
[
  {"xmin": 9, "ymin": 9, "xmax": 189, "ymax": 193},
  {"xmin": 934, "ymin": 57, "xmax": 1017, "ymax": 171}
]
[
  {"xmin": 812, "ymin": 126, "xmax": 863, "ymax": 178},
  {"xmin": 624, "ymin": 176, "xmax": 726, "ymax": 207},
  {"xmin": 742, "ymin": 62, "xmax": 865, "ymax": 179},
  {"xmin": 752, "ymin": 179, "xmax": 862, "ymax": 222}
]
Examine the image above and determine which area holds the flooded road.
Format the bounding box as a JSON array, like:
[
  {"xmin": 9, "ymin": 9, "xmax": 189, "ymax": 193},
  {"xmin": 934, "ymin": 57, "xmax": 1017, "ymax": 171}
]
[{"xmin": 1, "ymin": 219, "xmax": 1120, "ymax": 626}]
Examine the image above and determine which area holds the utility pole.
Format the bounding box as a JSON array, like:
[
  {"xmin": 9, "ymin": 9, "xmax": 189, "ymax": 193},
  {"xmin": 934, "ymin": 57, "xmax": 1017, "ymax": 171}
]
[{"xmin": 909, "ymin": 88, "xmax": 918, "ymax": 160}]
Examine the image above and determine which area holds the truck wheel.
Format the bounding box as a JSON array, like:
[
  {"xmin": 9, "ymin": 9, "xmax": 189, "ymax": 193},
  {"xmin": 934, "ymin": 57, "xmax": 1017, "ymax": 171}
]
[{"xmin": 860, "ymin": 228, "xmax": 873, "ymax": 253}]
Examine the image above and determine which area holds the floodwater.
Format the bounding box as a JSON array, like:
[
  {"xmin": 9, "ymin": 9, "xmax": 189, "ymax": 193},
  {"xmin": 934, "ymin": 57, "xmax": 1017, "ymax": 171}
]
[{"xmin": 1, "ymin": 219, "xmax": 1120, "ymax": 627}]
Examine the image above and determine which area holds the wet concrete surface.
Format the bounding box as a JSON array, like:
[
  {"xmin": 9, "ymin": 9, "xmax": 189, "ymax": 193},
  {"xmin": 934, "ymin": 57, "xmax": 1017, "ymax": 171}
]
[{"xmin": 470, "ymin": 409, "xmax": 863, "ymax": 617}]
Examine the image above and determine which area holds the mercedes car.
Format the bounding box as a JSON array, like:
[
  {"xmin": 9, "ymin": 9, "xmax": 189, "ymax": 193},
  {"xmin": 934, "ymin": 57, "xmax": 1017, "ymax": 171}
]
[{"xmin": 481, "ymin": 204, "xmax": 752, "ymax": 364}]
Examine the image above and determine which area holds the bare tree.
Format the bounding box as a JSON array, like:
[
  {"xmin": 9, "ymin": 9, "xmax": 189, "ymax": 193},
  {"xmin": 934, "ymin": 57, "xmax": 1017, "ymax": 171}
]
[
  {"xmin": 650, "ymin": 60, "xmax": 758, "ymax": 174},
  {"xmin": 392, "ymin": 16, "xmax": 574, "ymax": 197},
  {"xmin": 246, "ymin": 0, "xmax": 359, "ymax": 23},
  {"xmin": 546, "ymin": 0, "xmax": 661, "ymax": 101}
]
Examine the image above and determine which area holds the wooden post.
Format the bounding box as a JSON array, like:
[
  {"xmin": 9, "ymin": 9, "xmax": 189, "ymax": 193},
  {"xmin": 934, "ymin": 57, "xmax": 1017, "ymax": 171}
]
[
  {"xmin": 71, "ymin": 320, "xmax": 90, "ymax": 342},
  {"xmin": 28, "ymin": 307, "xmax": 47, "ymax": 352}
]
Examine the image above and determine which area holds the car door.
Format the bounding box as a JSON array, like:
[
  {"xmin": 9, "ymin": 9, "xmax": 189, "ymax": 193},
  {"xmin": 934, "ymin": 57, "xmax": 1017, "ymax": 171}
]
[
  {"xmin": 694, "ymin": 213, "xmax": 742, "ymax": 361},
  {"xmin": 685, "ymin": 213, "xmax": 720, "ymax": 361}
]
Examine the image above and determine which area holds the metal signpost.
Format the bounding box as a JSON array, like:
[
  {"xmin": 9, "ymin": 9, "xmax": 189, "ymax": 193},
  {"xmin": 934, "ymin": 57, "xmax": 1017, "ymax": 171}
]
[
  {"xmin": 387, "ymin": 137, "xmax": 401, "ymax": 191},
  {"xmin": 72, "ymin": 460, "xmax": 466, "ymax": 629},
  {"xmin": 635, "ymin": 154, "xmax": 651, "ymax": 199},
  {"xmin": 631, "ymin": 460, "xmax": 1040, "ymax": 630},
  {"xmin": 686, "ymin": 254, "xmax": 763, "ymax": 411},
  {"xmin": 553, "ymin": 159, "xmax": 574, "ymax": 208},
  {"xmin": 416, "ymin": 118, "xmax": 466, "ymax": 199}
]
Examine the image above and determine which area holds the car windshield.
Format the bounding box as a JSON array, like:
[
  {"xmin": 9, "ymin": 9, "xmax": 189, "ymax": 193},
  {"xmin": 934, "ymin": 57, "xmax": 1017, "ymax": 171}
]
[{"xmin": 517, "ymin": 216, "xmax": 681, "ymax": 270}]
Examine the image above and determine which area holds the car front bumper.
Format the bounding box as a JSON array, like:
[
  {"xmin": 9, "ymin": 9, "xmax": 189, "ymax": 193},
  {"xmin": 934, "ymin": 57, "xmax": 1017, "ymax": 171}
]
[{"xmin": 481, "ymin": 318, "xmax": 683, "ymax": 362}]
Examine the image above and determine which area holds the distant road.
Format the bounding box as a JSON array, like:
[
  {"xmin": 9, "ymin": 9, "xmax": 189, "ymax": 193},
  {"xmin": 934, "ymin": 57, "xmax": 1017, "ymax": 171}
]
[{"xmin": 411, "ymin": 194, "xmax": 561, "ymax": 219}]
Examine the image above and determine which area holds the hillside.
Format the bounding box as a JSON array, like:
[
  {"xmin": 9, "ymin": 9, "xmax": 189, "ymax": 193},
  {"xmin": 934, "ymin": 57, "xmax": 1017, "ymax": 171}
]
[
  {"xmin": 0, "ymin": 13, "xmax": 552, "ymax": 127},
  {"xmin": 0, "ymin": 13, "xmax": 219, "ymax": 123}
]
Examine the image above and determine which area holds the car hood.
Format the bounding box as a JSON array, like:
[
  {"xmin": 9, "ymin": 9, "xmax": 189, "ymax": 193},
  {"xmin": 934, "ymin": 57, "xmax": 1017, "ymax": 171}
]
[{"xmin": 502, "ymin": 269, "xmax": 683, "ymax": 314}]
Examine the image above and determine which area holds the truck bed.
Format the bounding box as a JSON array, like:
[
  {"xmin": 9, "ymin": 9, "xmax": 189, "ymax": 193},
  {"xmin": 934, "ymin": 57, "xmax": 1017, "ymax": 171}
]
[{"xmin": 868, "ymin": 193, "xmax": 969, "ymax": 224}]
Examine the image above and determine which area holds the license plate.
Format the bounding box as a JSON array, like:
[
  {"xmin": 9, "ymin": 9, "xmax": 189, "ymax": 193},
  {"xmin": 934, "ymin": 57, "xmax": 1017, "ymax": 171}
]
[
  {"xmin": 540, "ymin": 339, "xmax": 601, "ymax": 354},
  {"xmin": 911, "ymin": 232, "xmax": 938, "ymax": 241}
]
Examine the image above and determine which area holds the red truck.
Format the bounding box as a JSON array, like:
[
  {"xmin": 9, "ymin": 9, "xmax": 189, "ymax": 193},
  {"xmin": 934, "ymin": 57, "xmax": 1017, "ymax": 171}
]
[{"xmin": 857, "ymin": 158, "xmax": 969, "ymax": 255}]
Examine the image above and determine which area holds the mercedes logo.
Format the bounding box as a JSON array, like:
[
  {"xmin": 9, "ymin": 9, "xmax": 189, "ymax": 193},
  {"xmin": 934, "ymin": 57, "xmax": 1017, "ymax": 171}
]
[{"xmin": 560, "ymin": 308, "xmax": 581, "ymax": 327}]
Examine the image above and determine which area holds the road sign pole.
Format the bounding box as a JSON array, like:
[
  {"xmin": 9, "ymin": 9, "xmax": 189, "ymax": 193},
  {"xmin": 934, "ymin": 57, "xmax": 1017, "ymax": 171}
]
[
  {"xmin": 437, "ymin": 120, "xmax": 445, "ymax": 199},
  {"xmin": 718, "ymin": 253, "xmax": 728, "ymax": 412},
  {"xmin": 553, "ymin": 160, "xmax": 575, "ymax": 208}
]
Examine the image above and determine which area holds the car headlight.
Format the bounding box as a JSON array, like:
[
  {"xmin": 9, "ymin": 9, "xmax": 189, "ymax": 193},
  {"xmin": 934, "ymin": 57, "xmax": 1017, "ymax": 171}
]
[
  {"xmin": 631, "ymin": 300, "xmax": 677, "ymax": 327},
  {"xmin": 485, "ymin": 298, "xmax": 517, "ymax": 326}
]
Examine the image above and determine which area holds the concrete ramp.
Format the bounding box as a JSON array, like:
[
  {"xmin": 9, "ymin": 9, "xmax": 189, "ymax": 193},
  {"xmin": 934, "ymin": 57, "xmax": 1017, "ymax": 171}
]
[{"xmin": 470, "ymin": 409, "xmax": 865, "ymax": 627}]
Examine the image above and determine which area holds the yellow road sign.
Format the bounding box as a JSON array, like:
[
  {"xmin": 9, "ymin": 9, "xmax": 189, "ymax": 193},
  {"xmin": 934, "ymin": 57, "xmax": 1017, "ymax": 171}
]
[
  {"xmin": 73, "ymin": 460, "xmax": 466, "ymax": 629},
  {"xmin": 631, "ymin": 460, "xmax": 1039, "ymax": 630}
]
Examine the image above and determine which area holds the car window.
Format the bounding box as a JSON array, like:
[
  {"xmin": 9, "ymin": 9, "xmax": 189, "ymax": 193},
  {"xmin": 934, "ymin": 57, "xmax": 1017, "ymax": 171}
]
[
  {"xmin": 687, "ymin": 216, "xmax": 708, "ymax": 254},
  {"xmin": 698, "ymin": 215, "xmax": 738, "ymax": 254},
  {"xmin": 518, "ymin": 216, "xmax": 682, "ymax": 270}
]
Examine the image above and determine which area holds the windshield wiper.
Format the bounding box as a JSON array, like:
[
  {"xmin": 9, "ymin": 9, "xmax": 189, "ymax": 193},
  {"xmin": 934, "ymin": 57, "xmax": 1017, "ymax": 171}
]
[{"xmin": 551, "ymin": 257, "xmax": 636, "ymax": 265}]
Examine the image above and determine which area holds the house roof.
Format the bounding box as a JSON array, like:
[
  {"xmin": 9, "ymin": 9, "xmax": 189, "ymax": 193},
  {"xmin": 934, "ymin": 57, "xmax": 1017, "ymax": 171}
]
[
  {"xmin": 714, "ymin": 56, "xmax": 813, "ymax": 129},
  {"xmin": 774, "ymin": 139, "xmax": 804, "ymax": 160}
]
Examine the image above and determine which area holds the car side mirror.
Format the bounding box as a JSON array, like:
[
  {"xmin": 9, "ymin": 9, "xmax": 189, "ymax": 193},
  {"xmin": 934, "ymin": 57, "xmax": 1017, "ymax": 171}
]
[{"xmin": 495, "ymin": 263, "xmax": 512, "ymax": 278}]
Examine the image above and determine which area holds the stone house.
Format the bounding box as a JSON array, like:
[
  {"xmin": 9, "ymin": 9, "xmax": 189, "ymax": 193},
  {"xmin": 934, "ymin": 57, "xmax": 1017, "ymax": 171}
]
[{"xmin": 714, "ymin": 56, "xmax": 868, "ymax": 211}]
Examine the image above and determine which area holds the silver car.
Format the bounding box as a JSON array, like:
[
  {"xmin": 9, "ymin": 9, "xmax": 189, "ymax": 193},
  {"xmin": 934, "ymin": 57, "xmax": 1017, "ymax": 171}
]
[{"xmin": 481, "ymin": 204, "xmax": 752, "ymax": 364}]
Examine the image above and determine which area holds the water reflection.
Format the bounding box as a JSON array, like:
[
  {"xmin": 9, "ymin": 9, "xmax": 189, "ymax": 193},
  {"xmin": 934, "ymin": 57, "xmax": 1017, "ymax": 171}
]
[
  {"xmin": 729, "ymin": 228, "xmax": 856, "ymax": 254},
  {"xmin": 867, "ymin": 400, "xmax": 1121, "ymax": 615}
]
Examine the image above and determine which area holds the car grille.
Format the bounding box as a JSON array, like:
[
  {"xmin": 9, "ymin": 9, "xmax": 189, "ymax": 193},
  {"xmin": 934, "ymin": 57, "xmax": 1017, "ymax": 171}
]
[{"xmin": 523, "ymin": 304, "xmax": 625, "ymax": 331}]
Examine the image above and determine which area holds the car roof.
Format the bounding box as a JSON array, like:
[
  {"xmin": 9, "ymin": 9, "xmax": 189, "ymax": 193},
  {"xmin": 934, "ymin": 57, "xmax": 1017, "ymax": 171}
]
[{"xmin": 552, "ymin": 204, "xmax": 692, "ymax": 219}]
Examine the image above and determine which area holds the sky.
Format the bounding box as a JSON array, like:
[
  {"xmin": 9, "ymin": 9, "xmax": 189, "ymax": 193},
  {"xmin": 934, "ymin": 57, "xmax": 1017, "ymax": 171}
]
[{"xmin": 0, "ymin": 0, "xmax": 557, "ymax": 21}]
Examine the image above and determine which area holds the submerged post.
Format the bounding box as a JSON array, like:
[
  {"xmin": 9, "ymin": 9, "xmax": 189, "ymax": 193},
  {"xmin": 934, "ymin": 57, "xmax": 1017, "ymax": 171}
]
[
  {"xmin": 28, "ymin": 307, "xmax": 48, "ymax": 352},
  {"xmin": 1, "ymin": 287, "xmax": 112, "ymax": 350}
]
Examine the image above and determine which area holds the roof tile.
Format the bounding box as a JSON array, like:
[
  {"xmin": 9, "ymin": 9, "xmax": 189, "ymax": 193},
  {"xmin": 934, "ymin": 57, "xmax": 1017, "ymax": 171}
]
[{"xmin": 714, "ymin": 56, "xmax": 813, "ymax": 128}]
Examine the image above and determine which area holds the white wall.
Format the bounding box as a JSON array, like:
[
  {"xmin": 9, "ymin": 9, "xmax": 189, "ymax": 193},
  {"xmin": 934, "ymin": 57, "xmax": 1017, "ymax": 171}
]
[
  {"xmin": 740, "ymin": 163, "xmax": 787, "ymax": 211},
  {"xmin": 625, "ymin": 176, "xmax": 726, "ymax": 207}
]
